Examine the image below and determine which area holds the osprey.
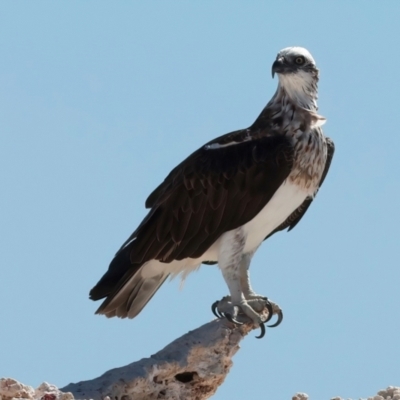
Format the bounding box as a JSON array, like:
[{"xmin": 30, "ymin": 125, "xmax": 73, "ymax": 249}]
[{"xmin": 90, "ymin": 47, "xmax": 334, "ymax": 338}]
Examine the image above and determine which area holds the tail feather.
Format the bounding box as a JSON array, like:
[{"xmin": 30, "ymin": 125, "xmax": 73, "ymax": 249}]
[
  {"xmin": 89, "ymin": 248, "xmax": 134, "ymax": 301},
  {"xmin": 125, "ymin": 272, "xmax": 168, "ymax": 318},
  {"xmin": 90, "ymin": 251, "xmax": 169, "ymax": 319}
]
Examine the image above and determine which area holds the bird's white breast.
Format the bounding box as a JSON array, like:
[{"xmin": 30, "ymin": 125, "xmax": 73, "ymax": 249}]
[
  {"xmin": 198, "ymin": 180, "xmax": 312, "ymax": 263},
  {"xmin": 241, "ymin": 180, "xmax": 310, "ymax": 253}
]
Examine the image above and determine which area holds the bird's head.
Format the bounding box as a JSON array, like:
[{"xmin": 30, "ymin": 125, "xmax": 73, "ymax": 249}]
[{"xmin": 272, "ymin": 47, "xmax": 319, "ymax": 110}]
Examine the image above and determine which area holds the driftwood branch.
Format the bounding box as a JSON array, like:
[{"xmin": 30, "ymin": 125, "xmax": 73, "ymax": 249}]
[
  {"xmin": 61, "ymin": 319, "xmax": 253, "ymax": 400},
  {"xmin": 1, "ymin": 317, "xmax": 399, "ymax": 400}
]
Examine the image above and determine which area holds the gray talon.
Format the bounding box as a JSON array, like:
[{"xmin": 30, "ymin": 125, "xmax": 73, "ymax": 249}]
[
  {"xmin": 211, "ymin": 301, "xmax": 222, "ymax": 318},
  {"xmin": 268, "ymin": 309, "xmax": 283, "ymax": 328},
  {"xmin": 224, "ymin": 312, "xmax": 243, "ymax": 325},
  {"xmin": 264, "ymin": 300, "xmax": 274, "ymax": 323},
  {"xmin": 255, "ymin": 323, "xmax": 266, "ymax": 339}
]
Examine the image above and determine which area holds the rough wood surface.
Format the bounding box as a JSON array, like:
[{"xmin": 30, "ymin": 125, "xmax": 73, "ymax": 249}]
[
  {"xmin": 2, "ymin": 318, "xmax": 399, "ymax": 400},
  {"xmin": 61, "ymin": 319, "xmax": 253, "ymax": 400}
]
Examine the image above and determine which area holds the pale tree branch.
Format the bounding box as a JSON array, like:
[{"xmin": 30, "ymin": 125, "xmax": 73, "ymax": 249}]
[
  {"xmin": 61, "ymin": 319, "xmax": 253, "ymax": 400},
  {"xmin": 1, "ymin": 318, "xmax": 399, "ymax": 400}
]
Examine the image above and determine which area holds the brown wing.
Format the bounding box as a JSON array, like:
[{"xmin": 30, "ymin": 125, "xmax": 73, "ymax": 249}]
[
  {"xmin": 90, "ymin": 129, "xmax": 294, "ymax": 301},
  {"xmin": 126, "ymin": 130, "xmax": 294, "ymax": 263},
  {"xmin": 265, "ymin": 136, "xmax": 335, "ymax": 239}
]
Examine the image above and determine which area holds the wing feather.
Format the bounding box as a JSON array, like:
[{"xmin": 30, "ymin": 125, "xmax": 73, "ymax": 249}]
[
  {"xmin": 92, "ymin": 129, "xmax": 295, "ymax": 303},
  {"xmin": 139, "ymin": 132, "xmax": 294, "ymax": 261}
]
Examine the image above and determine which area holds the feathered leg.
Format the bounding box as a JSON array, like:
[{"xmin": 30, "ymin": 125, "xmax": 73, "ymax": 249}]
[
  {"xmin": 239, "ymin": 251, "xmax": 283, "ymax": 328},
  {"xmin": 212, "ymin": 236, "xmax": 283, "ymax": 338}
]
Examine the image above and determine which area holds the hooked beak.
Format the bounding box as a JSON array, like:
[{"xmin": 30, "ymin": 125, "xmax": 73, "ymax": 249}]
[{"xmin": 271, "ymin": 57, "xmax": 286, "ymax": 78}]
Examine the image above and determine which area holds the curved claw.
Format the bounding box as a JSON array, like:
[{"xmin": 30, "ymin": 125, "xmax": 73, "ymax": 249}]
[
  {"xmin": 255, "ymin": 322, "xmax": 266, "ymax": 339},
  {"xmin": 211, "ymin": 301, "xmax": 223, "ymax": 318},
  {"xmin": 267, "ymin": 309, "xmax": 283, "ymax": 328},
  {"xmin": 264, "ymin": 300, "xmax": 274, "ymax": 323},
  {"xmin": 224, "ymin": 312, "xmax": 243, "ymax": 325}
]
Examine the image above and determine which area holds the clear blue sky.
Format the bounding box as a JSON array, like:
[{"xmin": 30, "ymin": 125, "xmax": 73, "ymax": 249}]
[{"xmin": 1, "ymin": 2, "xmax": 399, "ymax": 399}]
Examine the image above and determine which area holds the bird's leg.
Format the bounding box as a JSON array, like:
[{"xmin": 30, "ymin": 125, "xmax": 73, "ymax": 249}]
[
  {"xmin": 213, "ymin": 228, "xmax": 271, "ymax": 337},
  {"xmin": 211, "ymin": 243, "xmax": 283, "ymax": 336},
  {"xmin": 239, "ymin": 251, "xmax": 260, "ymax": 299},
  {"xmin": 238, "ymin": 251, "xmax": 283, "ymax": 327}
]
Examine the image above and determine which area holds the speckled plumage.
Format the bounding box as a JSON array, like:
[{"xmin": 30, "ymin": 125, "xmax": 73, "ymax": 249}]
[{"xmin": 256, "ymin": 47, "xmax": 328, "ymax": 192}]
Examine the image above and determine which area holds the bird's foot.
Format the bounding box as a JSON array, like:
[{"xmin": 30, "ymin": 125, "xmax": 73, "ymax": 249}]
[
  {"xmin": 211, "ymin": 295, "xmax": 283, "ymax": 339},
  {"xmin": 244, "ymin": 293, "xmax": 283, "ymax": 327}
]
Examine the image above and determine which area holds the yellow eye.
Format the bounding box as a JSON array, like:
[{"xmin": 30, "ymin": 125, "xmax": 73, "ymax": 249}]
[{"xmin": 295, "ymin": 56, "xmax": 305, "ymax": 65}]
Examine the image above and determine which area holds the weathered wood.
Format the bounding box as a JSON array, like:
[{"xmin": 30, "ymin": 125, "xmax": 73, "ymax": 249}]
[{"xmin": 61, "ymin": 319, "xmax": 253, "ymax": 400}]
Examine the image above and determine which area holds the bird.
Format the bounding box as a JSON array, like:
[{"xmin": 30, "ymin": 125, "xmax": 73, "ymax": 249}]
[{"xmin": 90, "ymin": 46, "xmax": 334, "ymax": 338}]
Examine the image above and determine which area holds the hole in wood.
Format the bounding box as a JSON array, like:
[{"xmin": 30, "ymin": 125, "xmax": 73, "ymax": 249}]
[{"xmin": 174, "ymin": 371, "xmax": 198, "ymax": 383}]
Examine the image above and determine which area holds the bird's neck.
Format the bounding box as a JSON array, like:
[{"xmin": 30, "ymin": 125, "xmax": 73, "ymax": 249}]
[
  {"xmin": 252, "ymin": 77, "xmax": 325, "ymax": 133},
  {"xmin": 251, "ymin": 72, "xmax": 325, "ymax": 132},
  {"xmin": 274, "ymin": 71, "xmax": 319, "ymax": 111}
]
